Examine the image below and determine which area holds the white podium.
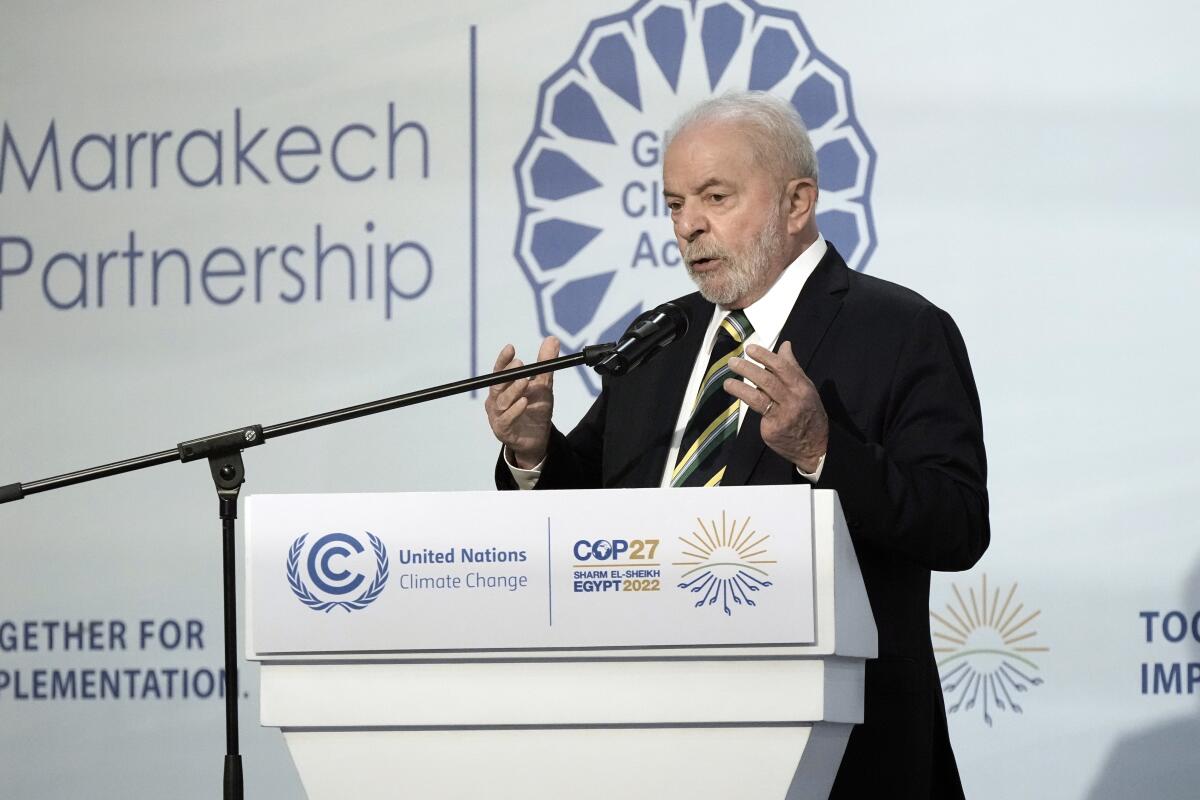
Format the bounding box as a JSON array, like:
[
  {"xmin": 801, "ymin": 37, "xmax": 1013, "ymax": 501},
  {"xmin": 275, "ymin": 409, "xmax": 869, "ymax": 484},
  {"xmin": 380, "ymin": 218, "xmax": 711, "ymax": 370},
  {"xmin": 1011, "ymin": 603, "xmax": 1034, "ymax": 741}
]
[{"xmin": 246, "ymin": 485, "xmax": 876, "ymax": 799}]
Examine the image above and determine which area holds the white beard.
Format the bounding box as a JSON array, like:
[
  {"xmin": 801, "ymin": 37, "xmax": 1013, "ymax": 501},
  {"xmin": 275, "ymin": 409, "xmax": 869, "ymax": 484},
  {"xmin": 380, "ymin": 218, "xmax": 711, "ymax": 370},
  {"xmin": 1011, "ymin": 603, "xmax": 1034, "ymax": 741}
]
[{"xmin": 683, "ymin": 212, "xmax": 782, "ymax": 308}]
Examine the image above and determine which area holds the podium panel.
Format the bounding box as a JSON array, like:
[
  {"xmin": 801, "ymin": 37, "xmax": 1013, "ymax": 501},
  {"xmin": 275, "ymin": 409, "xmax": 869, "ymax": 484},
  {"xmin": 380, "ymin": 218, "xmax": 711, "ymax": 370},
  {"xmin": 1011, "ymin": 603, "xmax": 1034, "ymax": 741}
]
[
  {"xmin": 246, "ymin": 486, "xmax": 876, "ymax": 799},
  {"xmin": 281, "ymin": 725, "xmax": 854, "ymax": 800}
]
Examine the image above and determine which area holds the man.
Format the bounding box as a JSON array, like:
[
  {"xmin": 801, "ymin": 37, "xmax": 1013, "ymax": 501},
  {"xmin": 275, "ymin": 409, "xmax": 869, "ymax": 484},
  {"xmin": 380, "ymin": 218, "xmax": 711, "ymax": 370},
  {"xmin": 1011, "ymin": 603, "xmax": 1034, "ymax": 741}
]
[{"xmin": 485, "ymin": 91, "xmax": 988, "ymax": 797}]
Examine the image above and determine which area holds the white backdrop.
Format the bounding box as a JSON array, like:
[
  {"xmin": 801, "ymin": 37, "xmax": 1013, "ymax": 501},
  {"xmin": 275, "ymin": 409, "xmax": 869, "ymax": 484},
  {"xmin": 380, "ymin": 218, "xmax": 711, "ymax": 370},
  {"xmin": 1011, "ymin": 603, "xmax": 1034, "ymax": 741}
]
[{"xmin": 2, "ymin": 1, "xmax": 1198, "ymax": 797}]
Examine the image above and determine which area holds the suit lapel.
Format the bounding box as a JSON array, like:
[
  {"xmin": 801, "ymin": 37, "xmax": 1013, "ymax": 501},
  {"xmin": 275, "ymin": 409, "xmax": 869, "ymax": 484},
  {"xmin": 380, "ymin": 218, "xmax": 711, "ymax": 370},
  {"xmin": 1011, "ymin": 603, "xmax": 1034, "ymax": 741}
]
[{"xmin": 723, "ymin": 244, "xmax": 851, "ymax": 486}]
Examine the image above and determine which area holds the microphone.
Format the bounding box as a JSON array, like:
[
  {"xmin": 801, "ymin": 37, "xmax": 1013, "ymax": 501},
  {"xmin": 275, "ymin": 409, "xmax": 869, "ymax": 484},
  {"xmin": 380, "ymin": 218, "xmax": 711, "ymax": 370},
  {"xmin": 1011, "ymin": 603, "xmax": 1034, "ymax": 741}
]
[{"xmin": 593, "ymin": 302, "xmax": 689, "ymax": 377}]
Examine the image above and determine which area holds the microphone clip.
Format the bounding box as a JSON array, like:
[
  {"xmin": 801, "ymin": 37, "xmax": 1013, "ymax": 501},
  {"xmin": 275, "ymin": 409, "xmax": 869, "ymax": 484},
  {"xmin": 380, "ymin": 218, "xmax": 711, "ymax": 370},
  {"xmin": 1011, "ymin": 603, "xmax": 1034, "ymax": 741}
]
[{"xmin": 592, "ymin": 303, "xmax": 689, "ymax": 378}]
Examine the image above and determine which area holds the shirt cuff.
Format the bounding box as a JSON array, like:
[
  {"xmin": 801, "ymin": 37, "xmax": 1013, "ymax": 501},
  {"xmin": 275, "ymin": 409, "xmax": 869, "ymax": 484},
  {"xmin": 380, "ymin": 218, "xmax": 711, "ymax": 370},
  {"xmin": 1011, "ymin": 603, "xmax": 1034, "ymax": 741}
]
[
  {"xmin": 796, "ymin": 453, "xmax": 826, "ymax": 483},
  {"xmin": 504, "ymin": 448, "xmax": 544, "ymax": 490}
]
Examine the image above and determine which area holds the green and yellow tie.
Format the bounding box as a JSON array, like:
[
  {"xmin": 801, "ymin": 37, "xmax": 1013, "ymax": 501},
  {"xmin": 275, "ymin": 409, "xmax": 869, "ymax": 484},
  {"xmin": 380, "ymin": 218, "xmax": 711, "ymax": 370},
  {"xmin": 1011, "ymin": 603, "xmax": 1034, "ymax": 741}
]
[{"xmin": 670, "ymin": 310, "xmax": 753, "ymax": 487}]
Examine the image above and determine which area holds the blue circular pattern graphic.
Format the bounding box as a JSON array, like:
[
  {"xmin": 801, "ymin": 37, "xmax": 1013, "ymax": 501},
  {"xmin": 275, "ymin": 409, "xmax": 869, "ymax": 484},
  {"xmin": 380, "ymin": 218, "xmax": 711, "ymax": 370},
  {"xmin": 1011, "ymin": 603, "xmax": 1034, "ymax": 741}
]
[{"xmin": 515, "ymin": 0, "xmax": 876, "ymax": 394}]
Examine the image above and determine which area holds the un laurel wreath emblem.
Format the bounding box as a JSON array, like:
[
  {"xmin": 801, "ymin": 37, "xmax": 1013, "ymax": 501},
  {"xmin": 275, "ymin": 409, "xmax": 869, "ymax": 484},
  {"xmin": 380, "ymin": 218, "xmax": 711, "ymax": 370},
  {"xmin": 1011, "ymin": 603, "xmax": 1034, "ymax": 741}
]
[{"xmin": 287, "ymin": 532, "xmax": 389, "ymax": 612}]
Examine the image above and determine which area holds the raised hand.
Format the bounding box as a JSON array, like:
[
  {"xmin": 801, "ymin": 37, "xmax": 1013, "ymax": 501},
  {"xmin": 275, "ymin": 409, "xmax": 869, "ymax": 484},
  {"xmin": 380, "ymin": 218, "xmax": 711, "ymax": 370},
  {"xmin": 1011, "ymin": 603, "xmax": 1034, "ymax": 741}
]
[
  {"xmin": 725, "ymin": 341, "xmax": 828, "ymax": 473},
  {"xmin": 484, "ymin": 336, "xmax": 560, "ymax": 468}
]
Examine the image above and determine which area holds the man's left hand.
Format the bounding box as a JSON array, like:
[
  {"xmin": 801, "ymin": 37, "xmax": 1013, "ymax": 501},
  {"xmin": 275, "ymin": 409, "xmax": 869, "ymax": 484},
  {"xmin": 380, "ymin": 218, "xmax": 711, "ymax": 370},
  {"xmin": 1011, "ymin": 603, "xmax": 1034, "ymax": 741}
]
[{"xmin": 725, "ymin": 341, "xmax": 828, "ymax": 474}]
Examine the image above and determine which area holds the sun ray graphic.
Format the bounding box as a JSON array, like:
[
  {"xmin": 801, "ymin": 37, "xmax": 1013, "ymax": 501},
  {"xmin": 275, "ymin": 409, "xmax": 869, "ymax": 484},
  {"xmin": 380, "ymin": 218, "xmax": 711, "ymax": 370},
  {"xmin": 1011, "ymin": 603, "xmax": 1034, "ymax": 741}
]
[
  {"xmin": 931, "ymin": 574, "xmax": 1049, "ymax": 727},
  {"xmin": 672, "ymin": 511, "xmax": 776, "ymax": 616}
]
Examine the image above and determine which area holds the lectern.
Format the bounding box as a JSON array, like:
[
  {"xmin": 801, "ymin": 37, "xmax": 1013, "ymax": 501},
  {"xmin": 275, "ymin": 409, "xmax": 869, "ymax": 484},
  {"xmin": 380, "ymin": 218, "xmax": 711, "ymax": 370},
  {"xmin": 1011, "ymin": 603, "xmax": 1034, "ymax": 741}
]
[{"xmin": 246, "ymin": 485, "xmax": 876, "ymax": 799}]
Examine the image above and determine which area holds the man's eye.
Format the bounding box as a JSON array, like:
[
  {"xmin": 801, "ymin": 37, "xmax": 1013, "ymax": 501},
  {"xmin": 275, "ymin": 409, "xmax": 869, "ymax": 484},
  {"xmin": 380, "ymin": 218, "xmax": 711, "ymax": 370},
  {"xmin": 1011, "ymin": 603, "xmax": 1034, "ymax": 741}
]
[{"xmin": 709, "ymin": 194, "xmax": 726, "ymax": 203}]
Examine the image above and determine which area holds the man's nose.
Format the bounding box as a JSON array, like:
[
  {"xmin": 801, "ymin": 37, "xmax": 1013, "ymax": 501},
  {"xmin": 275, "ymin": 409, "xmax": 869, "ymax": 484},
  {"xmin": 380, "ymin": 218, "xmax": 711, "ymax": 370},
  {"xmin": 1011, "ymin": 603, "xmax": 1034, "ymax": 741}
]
[{"xmin": 675, "ymin": 207, "xmax": 707, "ymax": 242}]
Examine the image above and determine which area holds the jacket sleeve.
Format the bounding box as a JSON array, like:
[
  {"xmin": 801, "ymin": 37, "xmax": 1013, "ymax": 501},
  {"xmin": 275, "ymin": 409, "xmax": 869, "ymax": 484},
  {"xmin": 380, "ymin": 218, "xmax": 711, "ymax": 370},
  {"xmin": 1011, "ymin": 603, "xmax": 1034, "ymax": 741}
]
[
  {"xmin": 493, "ymin": 388, "xmax": 609, "ymax": 491},
  {"xmin": 816, "ymin": 304, "xmax": 989, "ymax": 571}
]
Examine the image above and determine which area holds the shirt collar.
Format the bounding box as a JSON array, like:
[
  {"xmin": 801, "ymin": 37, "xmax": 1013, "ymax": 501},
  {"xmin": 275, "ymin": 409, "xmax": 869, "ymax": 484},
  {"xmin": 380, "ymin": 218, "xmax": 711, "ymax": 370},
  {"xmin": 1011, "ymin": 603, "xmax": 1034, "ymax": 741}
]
[{"xmin": 739, "ymin": 235, "xmax": 827, "ymax": 347}]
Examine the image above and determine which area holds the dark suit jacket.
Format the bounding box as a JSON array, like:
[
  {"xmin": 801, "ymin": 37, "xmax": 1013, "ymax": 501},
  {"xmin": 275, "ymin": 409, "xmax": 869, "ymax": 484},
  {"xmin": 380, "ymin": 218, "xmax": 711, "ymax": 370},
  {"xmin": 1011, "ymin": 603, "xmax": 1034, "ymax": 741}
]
[{"xmin": 496, "ymin": 244, "xmax": 988, "ymax": 798}]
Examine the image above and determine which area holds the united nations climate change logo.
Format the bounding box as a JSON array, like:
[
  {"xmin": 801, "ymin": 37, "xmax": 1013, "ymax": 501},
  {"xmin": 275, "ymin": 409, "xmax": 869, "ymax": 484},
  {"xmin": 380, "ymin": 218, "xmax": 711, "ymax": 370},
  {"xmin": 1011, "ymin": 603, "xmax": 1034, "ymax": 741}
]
[
  {"xmin": 672, "ymin": 512, "xmax": 774, "ymax": 616},
  {"xmin": 931, "ymin": 574, "xmax": 1049, "ymax": 726},
  {"xmin": 515, "ymin": 0, "xmax": 876, "ymax": 393},
  {"xmin": 287, "ymin": 532, "xmax": 389, "ymax": 613}
]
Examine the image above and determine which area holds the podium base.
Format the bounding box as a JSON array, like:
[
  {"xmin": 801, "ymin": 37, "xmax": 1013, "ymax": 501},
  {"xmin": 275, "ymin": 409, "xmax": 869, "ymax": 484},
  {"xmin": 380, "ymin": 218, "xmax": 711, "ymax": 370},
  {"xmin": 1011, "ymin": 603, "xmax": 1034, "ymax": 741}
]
[{"xmin": 282, "ymin": 723, "xmax": 852, "ymax": 800}]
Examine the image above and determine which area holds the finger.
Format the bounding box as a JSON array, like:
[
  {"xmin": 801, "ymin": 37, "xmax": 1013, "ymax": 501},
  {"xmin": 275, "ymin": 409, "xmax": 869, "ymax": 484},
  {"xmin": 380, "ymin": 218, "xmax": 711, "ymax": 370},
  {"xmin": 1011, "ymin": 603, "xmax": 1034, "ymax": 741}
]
[
  {"xmin": 776, "ymin": 341, "xmax": 805, "ymax": 377},
  {"xmin": 489, "ymin": 354, "xmax": 529, "ymax": 402},
  {"xmin": 778, "ymin": 342, "xmax": 819, "ymax": 391},
  {"xmin": 536, "ymin": 335, "xmax": 560, "ymax": 362},
  {"xmin": 728, "ymin": 354, "xmax": 770, "ymax": 384},
  {"xmin": 489, "ymin": 345, "xmax": 519, "ymax": 398},
  {"xmin": 723, "ymin": 377, "xmax": 770, "ymax": 414},
  {"xmin": 494, "ymin": 374, "xmax": 530, "ymax": 412},
  {"xmin": 744, "ymin": 343, "xmax": 794, "ymax": 373},
  {"xmin": 533, "ymin": 336, "xmax": 561, "ymax": 387},
  {"xmin": 748, "ymin": 341, "xmax": 804, "ymax": 382},
  {"xmin": 492, "ymin": 344, "xmax": 516, "ymax": 373},
  {"xmin": 728, "ymin": 355, "xmax": 785, "ymax": 397},
  {"xmin": 494, "ymin": 395, "xmax": 530, "ymax": 433},
  {"xmin": 493, "ymin": 356, "xmax": 528, "ymax": 401}
]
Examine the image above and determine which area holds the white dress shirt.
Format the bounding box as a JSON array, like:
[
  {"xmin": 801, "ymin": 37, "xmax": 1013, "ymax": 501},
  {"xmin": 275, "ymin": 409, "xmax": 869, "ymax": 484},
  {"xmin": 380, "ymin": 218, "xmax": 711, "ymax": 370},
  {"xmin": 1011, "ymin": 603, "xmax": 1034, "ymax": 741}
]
[{"xmin": 507, "ymin": 236, "xmax": 829, "ymax": 489}]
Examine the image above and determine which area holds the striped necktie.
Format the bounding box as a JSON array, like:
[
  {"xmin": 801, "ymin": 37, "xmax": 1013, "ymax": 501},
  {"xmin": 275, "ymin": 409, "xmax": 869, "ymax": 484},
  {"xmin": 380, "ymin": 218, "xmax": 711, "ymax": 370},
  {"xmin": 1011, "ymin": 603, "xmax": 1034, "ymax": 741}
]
[{"xmin": 670, "ymin": 310, "xmax": 754, "ymax": 487}]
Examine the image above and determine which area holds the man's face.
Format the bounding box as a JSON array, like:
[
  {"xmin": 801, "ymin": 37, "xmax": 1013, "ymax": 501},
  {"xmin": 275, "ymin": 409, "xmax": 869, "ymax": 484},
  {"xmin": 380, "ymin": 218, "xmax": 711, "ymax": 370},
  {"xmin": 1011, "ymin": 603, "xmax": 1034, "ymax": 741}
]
[{"xmin": 662, "ymin": 120, "xmax": 787, "ymax": 308}]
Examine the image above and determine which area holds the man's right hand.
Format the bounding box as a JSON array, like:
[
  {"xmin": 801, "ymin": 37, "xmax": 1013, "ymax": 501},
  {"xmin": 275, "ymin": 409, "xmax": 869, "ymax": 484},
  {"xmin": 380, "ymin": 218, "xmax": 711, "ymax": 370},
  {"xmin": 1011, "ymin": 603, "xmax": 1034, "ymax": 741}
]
[{"xmin": 484, "ymin": 336, "xmax": 560, "ymax": 469}]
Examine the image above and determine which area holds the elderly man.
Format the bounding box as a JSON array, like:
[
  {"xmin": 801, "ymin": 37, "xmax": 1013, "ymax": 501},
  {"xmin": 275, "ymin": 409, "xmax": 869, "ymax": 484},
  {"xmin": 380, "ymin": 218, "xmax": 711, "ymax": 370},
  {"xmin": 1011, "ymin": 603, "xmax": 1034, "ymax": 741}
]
[{"xmin": 486, "ymin": 91, "xmax": 988, "ymax": 797}]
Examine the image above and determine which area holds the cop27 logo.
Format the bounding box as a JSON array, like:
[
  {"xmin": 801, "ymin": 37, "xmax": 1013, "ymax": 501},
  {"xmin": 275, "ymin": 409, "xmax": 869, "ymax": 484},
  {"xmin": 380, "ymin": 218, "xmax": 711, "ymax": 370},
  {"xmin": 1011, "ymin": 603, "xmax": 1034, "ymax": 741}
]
[
  {"xmin": 287, "ymin": 532, "xmax": 389, "ymax": 612},
  {"xmin": 931, "ymin": 574, "xmax": 1049, "ymax": 726},
  {"xmin": 515, "ymin": 0, "xmax": 876, "ymax": 393},
  {"xmin": 672, "ymin": 512, "xmax": 774, "ymax": 616}
]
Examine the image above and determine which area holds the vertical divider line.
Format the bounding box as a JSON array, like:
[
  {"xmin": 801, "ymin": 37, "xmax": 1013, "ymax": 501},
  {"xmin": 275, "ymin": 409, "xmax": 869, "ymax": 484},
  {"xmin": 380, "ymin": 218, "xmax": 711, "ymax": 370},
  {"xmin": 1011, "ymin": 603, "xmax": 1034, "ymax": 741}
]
[{"xmin": 468, "ymin": 24, "xmax": 479, "ymax": 394}]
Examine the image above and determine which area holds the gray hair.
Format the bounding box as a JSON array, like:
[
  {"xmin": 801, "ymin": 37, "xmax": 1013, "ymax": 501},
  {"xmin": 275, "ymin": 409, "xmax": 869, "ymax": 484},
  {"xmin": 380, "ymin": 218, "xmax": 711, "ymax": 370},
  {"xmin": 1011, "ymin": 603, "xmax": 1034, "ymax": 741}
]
[{"xmin": 664, "ymin": 91, "xmax": 818, "ymax": 183}]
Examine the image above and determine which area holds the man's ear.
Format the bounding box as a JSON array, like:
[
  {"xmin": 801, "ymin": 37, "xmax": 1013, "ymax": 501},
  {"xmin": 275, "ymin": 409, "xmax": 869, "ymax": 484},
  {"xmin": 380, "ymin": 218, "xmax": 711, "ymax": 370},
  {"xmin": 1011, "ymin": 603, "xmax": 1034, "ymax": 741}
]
[{"xmin": 785, "ymin": 178, "xmax": 818, "ymax": 234}]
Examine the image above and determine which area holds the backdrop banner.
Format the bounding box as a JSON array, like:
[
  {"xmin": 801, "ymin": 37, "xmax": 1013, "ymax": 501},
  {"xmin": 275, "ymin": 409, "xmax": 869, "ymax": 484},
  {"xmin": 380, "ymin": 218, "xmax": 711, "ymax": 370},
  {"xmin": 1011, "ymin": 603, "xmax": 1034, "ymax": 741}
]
[{"xmin": 2, "ymin": 1, "xmax": 1197, "ymax": 797}]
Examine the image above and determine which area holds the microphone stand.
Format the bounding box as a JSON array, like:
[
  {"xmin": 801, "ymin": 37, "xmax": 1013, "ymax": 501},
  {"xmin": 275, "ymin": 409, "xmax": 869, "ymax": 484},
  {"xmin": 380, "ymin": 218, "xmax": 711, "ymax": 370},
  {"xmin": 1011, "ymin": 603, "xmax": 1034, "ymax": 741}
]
[{"xmin": 0, "ymin": 343, "xmax": 615, "ymax": 800}]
